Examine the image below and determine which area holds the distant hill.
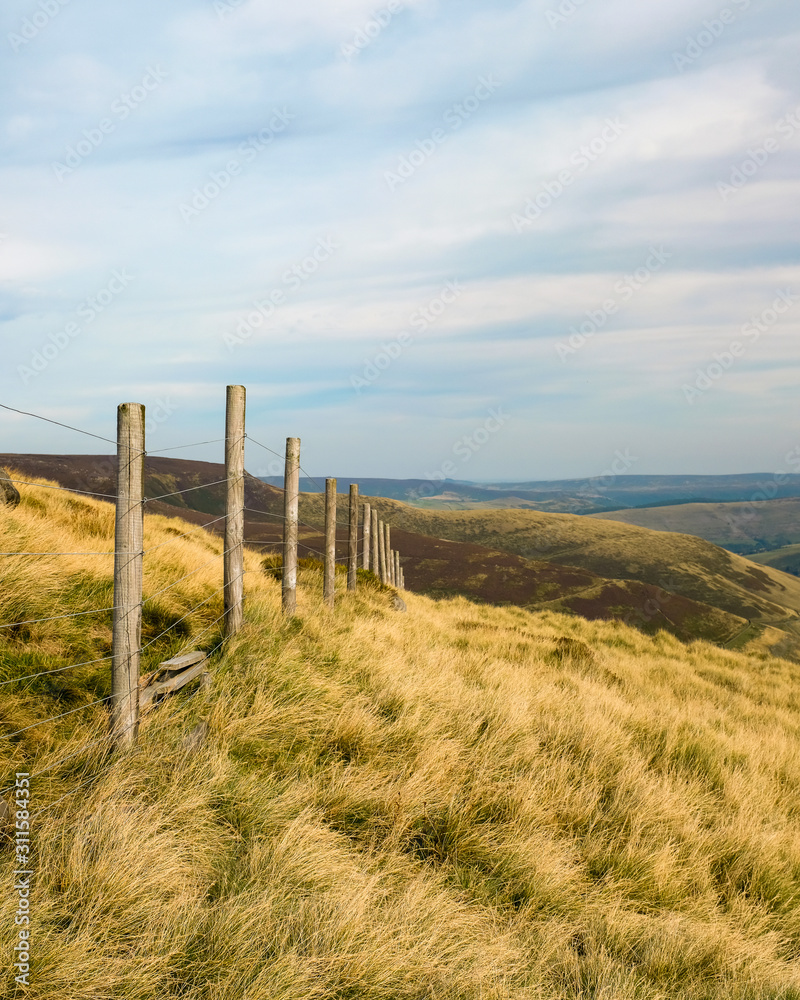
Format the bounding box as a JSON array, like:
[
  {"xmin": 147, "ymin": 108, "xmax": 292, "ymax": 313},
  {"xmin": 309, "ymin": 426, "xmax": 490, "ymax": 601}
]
[
  {"xmin": 749, "ymin": 543, "xmax": 800, "ymax": 577},
  {"xmin": 589, "ymin": 497, "xmax": 800, "ymax": 555},
  {"xmin": 258, "ymin": 472, "xmax": 800, "ymax": 514},
  {"xmin": 5, "ymin": 454, "xmax": 800, "ymax": 660},
  {"xmin": 257, "ymin": 476, "xmax": 615, "ymax": 513},
  {"xmin": 0, "ymin": 451, "xmax": 285, "ymax": 517}
]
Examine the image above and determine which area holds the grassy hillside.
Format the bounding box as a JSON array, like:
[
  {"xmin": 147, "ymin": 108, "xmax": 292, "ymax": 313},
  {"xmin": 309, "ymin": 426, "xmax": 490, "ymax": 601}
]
[
  {"xmin": 589, "ymin": 498, "xmax": 800, "ymax": 555},
  {"xmin": 751, "ymin": 544, "xmax": 800, "ymax": 577},
  {"xmin": 342, "ymin": 501, "xmax": 800, "ymax": 649},
  {"xmin": 4, "ymin": 455, "xmax": 798, "ymax": 658},
  {"xmin": 0, "ymin": 453, "xmax": 285, "ymax": 519},
  {"xmin": 359, "ymin": 524, "xmax": 752, "ymax": 648},
  {"xmin": 4, "ymin": 478, "xmax": 800, "ymax": 997}
]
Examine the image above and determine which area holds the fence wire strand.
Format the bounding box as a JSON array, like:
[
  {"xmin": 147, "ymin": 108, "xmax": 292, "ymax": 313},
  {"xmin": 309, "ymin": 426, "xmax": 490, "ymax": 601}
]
[
  {"xmin": 1, "ymin": 409, "xmax": 389, "ymax": 820},
  {"xmin": 0, "ymin": 402, "xmax": 115, "ymax": 444},
  {"xmin": 26, "ymin": 641, "xmax": 222, "ymax": 819},
  {"xmin": 4, "ymin": 695, "xmax": 111, "ymax": 740},
  {"xmin": 0, "ymin": 605, "xmax": 119, "ymax": 631},
  {"xmin": 0, "ymin": 654, "xmax": 113, "ymax": 690},
  {"xmin": 143, "ymin": 513, "xmax": 227, "ymax": 553},
  {"xmin": 146, "ymin": 437, "xmax": 226, "ymax": 455},
  {"xmin": 2, "ymin": 478, "xmax": 116, "ymax": 500}
]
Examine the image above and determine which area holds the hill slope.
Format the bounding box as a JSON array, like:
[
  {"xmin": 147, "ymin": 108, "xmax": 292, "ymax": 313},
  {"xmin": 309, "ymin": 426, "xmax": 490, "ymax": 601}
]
[
  {"xmin": 4, "ymin": 477, "xmax": 800, "ymax": 997},
  {"xmin": 4, "ymin": 454, "xmax": 799, "ymax": 658},
  {"xmin": 751, "ymin": 543, "xmax": 800, "ymax": 576},
  {"xmin": 589, "ymin": 497, "xmax": 800, "ymax": 555},
  {"xmin": 351, "ymin": 501, "xmax": 800, "ymax": 657},
  {"xmin": 0, "ymin": 452, "xmax": 286, "ymax": 519}
]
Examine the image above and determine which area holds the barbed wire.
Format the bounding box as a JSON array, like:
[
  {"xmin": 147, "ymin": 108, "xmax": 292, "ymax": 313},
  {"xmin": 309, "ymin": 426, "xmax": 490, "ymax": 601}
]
[
  {"xmin": 244, "ymin": 440, "xmax": 368, "ymax": 530},
  {"xmin": 242, "ymin": 506, "xmax": 285, "ymax": 522},
  {"xmin": 0, "ymin": 410, "xmax": 386, "ymax": 817},
  {"xmin": 163, "ymin": 609, "xmax": 228, "ymax": 662},
  {"xmin": 245, "ymin": 434, "xmax": 283, "ymax": 462},
  {"xmin": 1, "ymin": 613, "xmax": 230, "ymax": 799}
]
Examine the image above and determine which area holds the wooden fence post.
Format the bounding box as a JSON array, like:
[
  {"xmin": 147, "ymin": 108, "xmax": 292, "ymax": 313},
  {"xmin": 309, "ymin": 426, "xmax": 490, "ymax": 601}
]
[
  {"xmin": 378, "ymin": 519, "xmax": 387, "ymax": 585},
  {"xmin": 371, "ymin": 508, "xmax": 379, "ymax": 576},
  {"xmin": 385, "ymin": 524, "xmax": 393, "ymax": 585},
  {"xmin": 348, "ymin": 484, "xmax": 358, "ymax": 591},
  {"xmin": 224, "ymin": 385, "xmax": 246, "ymax": 638},
  {"xmin": 111, "ymin": 402, "xmax": 145, "ymax": 748},
  {"xmin": 282, "ymin": 437, "xmax": 301, "ymax": 615},
  {"xmin": 394, "ymin": 551, "xmax": 401, "ymax": 589},
  {"xmin": 324, "ymin": 477, "xmax": 336, "ymax": 610},
  {"xmin": 362, "ymin": 502, "xmax": 371, "ymax": 571}
]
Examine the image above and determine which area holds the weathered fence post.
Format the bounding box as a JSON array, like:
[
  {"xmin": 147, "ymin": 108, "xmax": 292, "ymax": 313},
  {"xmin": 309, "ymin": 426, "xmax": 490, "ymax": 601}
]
[
  {"xmin": 385, "ymin": 524, "xmax": 393, "ymax": 585},
  {"xmin": 394, "ymin": 551, "xmax": 401, "ymax": 589},
  {"xmin": 348, "ymin": 484, "xmax": 358, "ymax": 591},
  {"xmin": 324, "ymin": 477, "xmax": 336, "ymax": 610},
  {"xmin": 371, "ymin": 508, "xmax": 379, "ymax": 576},
  {"xmin": 224, "ymin": 385, "xmax": 246, "ymax": 638},
  {"xmin": 111, "ymin": 402, "xmax": 145, "ymax": 748},
  {"xmin": 282, "ymin": 437, "xmax": 301, "ymax": 615},
  {"xmin": 362, "ymin": 502, "xmax": 371, "ymax": 571},
  {"xmin": 378, "ymin": 519, "xmax": 387, "ymax": 585}
]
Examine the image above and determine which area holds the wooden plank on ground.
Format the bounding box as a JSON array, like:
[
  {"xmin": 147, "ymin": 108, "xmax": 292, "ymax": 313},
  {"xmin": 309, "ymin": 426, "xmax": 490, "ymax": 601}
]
[
  {"xmin": 140, "ymin": 660, "xmax": 209, "ymax": 710},
  {"xmin": 158, "ymin": 651, "xmax": 207, "ymax": 673}
]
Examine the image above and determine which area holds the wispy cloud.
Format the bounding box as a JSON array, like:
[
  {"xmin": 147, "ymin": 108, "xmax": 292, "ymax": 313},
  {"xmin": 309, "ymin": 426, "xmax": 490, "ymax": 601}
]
[{"xmin": 1, "ymin": 0, "xmax": 799, "ymax": 477}]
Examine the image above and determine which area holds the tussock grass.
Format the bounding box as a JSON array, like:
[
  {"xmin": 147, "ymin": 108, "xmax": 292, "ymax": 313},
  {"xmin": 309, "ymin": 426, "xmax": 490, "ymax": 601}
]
[{"xmin": 3, "ymin": 476, "xmax": 800, "ymax": 997}]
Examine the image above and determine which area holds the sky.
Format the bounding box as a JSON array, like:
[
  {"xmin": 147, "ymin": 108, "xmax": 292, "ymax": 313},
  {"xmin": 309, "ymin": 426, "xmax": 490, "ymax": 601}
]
[{"xmin": 1, "ymin": 0, "xmax": 799, "ymax": 482}]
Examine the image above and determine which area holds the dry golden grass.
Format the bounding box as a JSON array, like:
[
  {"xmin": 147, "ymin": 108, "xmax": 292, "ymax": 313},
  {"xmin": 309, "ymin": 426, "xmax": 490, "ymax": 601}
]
[{"xmin": 3, "ymin": 476, "xmax": 800, "ymax": 998}]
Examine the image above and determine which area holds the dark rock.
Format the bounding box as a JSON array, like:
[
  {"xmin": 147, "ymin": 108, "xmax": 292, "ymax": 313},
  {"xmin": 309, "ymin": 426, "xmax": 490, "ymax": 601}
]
[
  {"xmin": 392, "ymin": 594, "xmax": 407, "ymax": 613},
  {"xmin": 0, "ymin": 468, "xmax": 21, "ymax": 508}
]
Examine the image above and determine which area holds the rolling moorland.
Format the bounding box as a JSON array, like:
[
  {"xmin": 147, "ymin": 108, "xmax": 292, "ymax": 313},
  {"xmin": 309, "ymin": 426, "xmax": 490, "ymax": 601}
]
[
  {"xmin": 590, "ymin": 498, "xmax": 800, "ymax": 559},
  {"xmin": 4, "ymin": 454, "xmax": 800, "ymax": 663},
  {"xmin": 255, "ymin": 473, "xmax": 800, "ymax": 516},
  {"xmin": 751, "ymin": 544, "xmax": 800, "ymax": 578},
  {"xmin": 4, "ymin": 472, "xmax": 800, "ymax": 997},
  {"xmin": 317, "ymin": 496, "xmax": 800, "ymax": 665}
]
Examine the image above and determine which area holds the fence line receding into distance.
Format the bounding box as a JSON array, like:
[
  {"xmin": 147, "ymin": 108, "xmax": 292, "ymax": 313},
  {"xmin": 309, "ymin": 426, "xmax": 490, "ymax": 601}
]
[{"xmin": 0, "ymin": 385, "xmax": 405, "ymax": 816}]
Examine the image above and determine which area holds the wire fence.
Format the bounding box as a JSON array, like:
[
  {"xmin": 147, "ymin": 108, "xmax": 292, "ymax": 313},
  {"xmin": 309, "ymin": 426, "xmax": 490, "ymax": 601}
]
[{"xmin": 0, "ymin": 389, "xmax": 404, "ymax": 819}]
